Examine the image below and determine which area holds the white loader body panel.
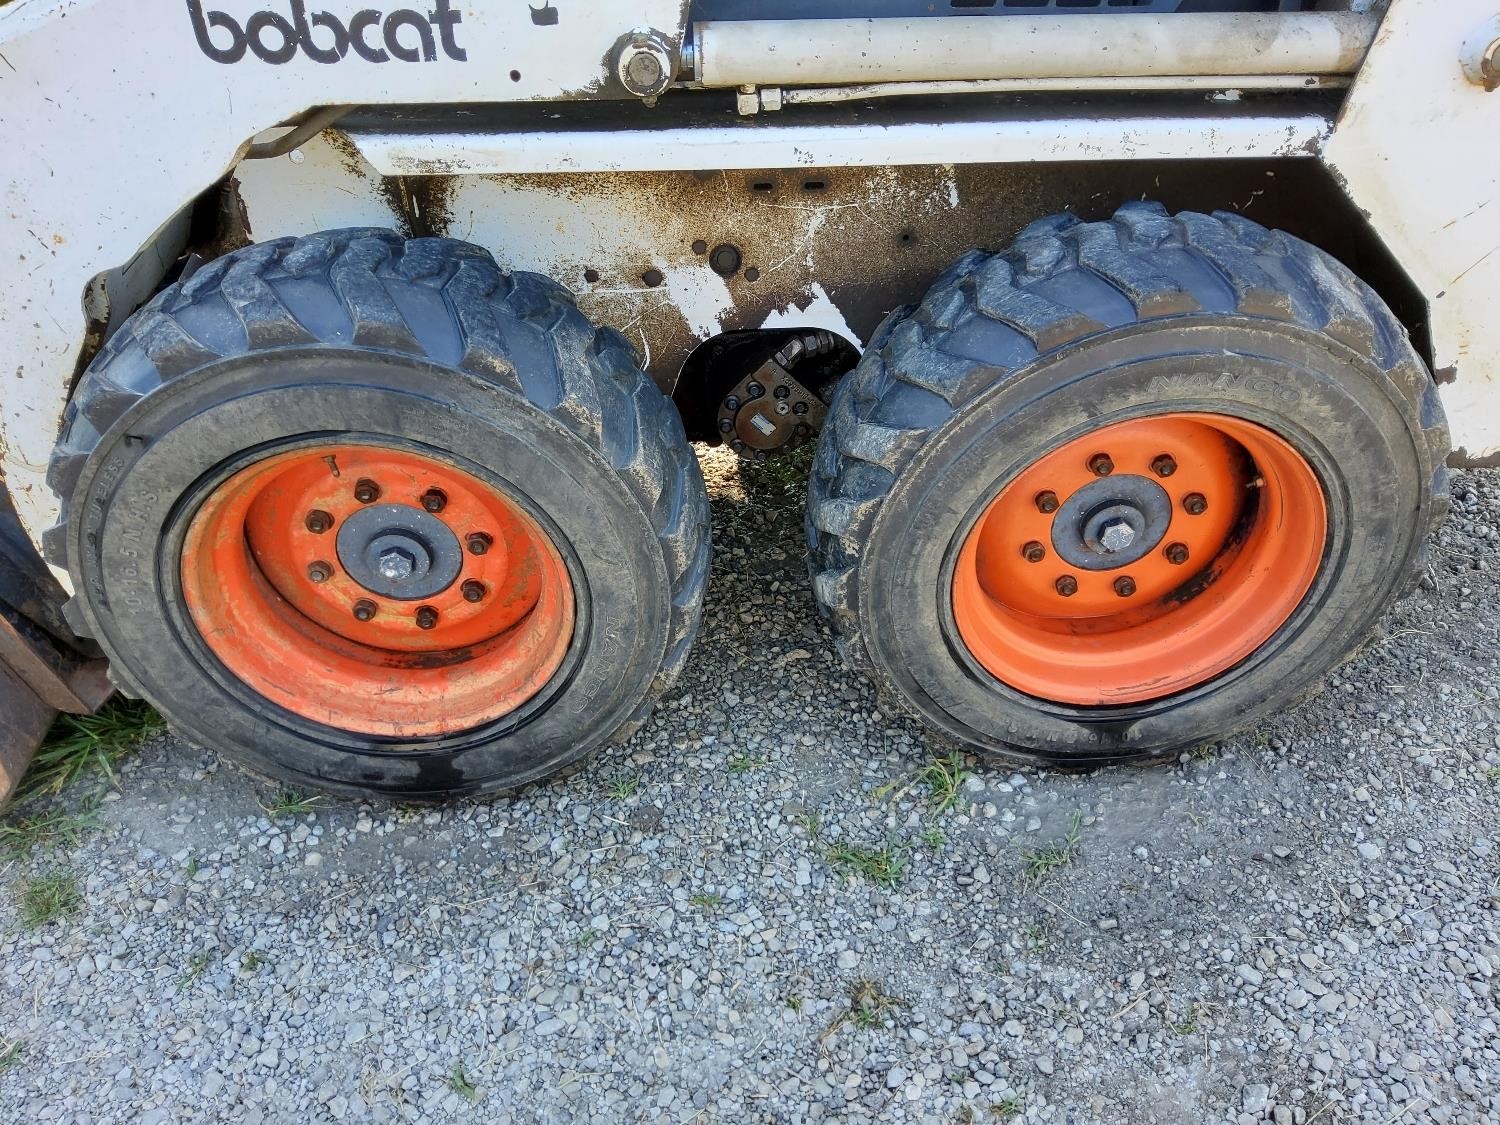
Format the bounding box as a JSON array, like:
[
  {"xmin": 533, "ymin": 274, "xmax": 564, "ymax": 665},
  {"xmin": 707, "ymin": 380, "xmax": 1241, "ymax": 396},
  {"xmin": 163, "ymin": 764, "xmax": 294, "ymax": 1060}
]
[{"xmin": 0, "ymin": 0, "xmax": 1496, "ymax": 569}]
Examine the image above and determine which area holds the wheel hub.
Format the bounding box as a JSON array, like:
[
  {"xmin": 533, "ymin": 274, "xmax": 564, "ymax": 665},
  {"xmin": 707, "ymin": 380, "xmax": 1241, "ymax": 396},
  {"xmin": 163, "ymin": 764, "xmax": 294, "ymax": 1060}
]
[
  {"xmin": 1050, "ymin": 474, "xmax": 1172, "ymax": 571},
  {"xmin": 335, "ymin": 503, "xmax": 463, "ymax": 600}
]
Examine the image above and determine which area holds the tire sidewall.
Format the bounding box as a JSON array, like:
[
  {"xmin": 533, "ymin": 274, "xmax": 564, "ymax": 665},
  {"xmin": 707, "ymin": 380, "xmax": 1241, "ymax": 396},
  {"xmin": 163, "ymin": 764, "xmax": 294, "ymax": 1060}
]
[
  {"xmin": 861, "ymin": 319, "xmax": 1429, "ymax": 763},
  {"xmin": 71, "ymin": 349, "xmax": 670, "ymax": 797}
]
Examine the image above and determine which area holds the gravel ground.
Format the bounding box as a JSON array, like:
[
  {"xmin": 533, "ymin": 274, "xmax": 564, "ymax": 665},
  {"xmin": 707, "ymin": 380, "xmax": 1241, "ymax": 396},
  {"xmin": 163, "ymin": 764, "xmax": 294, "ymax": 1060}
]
[{"xmin": 2, "ymin": 451, "xmax": 1498, "ymax": 1125}]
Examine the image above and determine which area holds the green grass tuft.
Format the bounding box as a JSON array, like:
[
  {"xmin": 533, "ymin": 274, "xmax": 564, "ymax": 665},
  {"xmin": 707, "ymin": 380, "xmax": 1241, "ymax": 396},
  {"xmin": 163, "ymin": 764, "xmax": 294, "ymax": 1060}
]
[
  {"xmin": 0, "ymin": 1038, "xmax": 23, "ymax": 1074},
  {"xmin": 178, "ymin": 950, "xmax": 213, "ymax": 991},
  {"xmin": 260, "ymin": 790, "xmax": 323, "ymax": 819},
  {"xmin": 15, "ymin": 700, "xmax": 162, "ymax": 806},
  {"xmin": 0, "ymin": 806, "xmax": 99, "ymax": 859},
  {"xmin": 917, "ymin": 753, "xmax": 968, "ymax": 813},
  {"xmin": 17, "ymin": 868, "xmax": 82, "ymax": 928},
  {"xmin": 448, "ymin": 1060, "xmax": 479, "ymax": 1102},
  {"xmin": 919, "ymin": 828, "xmax": 946, "ymax": 853},
  {"xmin": 689, "ymin": 892, "xmax": 722, "ymax": 908},
  {"xmin": 827, "ymin": 842, "xmax": 907, "ymax": 888},
  {"xmin": 603, "ymin": 774, "xmax": 640, "ymax": 800},
  {"xmin": 727, "ymin": 754, "xmax": 769, "ymax": 774},
  {"xmin": 1021, "ymin": 813, "xmax": 1082, "ymax": 882}
]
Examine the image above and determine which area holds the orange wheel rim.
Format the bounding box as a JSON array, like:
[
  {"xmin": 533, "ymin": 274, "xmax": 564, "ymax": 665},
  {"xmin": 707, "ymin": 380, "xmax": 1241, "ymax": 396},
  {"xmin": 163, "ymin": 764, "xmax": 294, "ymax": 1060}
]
[
  {"xmin": 952, "ymin": 414, "xmax": 1326, "ymax": 705},
  {"xmin": 181, "ymin": 444, "xmax": 574, "ymax": 737}
]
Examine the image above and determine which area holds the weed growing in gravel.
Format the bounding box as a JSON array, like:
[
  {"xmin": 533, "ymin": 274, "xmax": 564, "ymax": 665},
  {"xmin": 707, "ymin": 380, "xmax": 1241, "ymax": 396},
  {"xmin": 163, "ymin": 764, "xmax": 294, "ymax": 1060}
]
[
  {"xmin": 178, "ymin": 950, "xmax": 213, "ymax": 991},
  {"xmin": 1021, "ymin": 813, "xmax": 1082, "ymax": 882},
  {"xmin": 1485, "ymin": 766, "xmax": 1500, "ymax": 782},
  {"xmin": 1170, "ymin": 1002, "xmax": 1200, "ymax": 1035},
  {"xmin": 786, "ymin": 995, "xmax": 804, "ymax": 1014},
  {"xmin": 727, "ymin": 754, "xmax": 769, "ymax": 774},
  {"xmin": 603, "ymin": 774, "xmax": 640, "ymax": 799},
  {"xmin": 689, "ymin": 892, "xmax": 723, "ymax": 909},
  {"xmin": 827, "ymin": 841, "xmax": 908, "ymax": 887},
  {"xmin": 184, "ymin": 854, "xmax": 199, "ymax": 880},
  {"xmin": 448, "ymin": 1060, "xmax": 480, "ymax": 1102},
  {"xmin": 0, "ymin": 1038, "xmax": 22, "ymax": 1073},
  {"xmin": 919, "ymin": 828, "xmax": 945, "ymax": 853},
  {"xmin": 241, "ymin": 951, "xmax": 266, "ymax": 974},
  {"xmin": 994, "ymin": 1094, "xmax": 1025, "ymax": 1118},
  {"xmin": 16, "ymin": 700, "xmax": 162, "ymax": 805},
  {"xmin": 824, "ymin": 979, "xmax": 905, "ymax": 1038},
  {"xmin": 918, "ymin": 753, "xmax": 967, "ymax": 813},
  {"xmin": 0, "ymin": 805, "xmax": 99, "ymax": 859},
  {"xmin": 260, "ymin": 790, "xmax": 323, "ymax": 819},
  {"xmin": 17, "ymin": 868, "xmax": 81, "ymax": 928},
  {"xmin": 576, "ymin": 929, "xmax": 599, "ymax": 949},
  {"xmin": 796, "ymin": 813, "xmax": 822, "ymax": 840}
]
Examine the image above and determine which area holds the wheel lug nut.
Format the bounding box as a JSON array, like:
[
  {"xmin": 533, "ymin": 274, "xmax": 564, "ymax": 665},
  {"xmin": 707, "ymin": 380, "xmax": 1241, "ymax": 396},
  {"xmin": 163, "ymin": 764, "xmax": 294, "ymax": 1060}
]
[
  {"xmin": 307, "ymin": 561, "xmax": 333, "ymax": 583},
  {"xmin": 462, "ymin": 580, "xmax": 486, "ymax": 603},
  {"xmin": 718, "ymin": 418, "xmax": 734, "ymax": 434},
  {"xmin": 1183, "ymin": 492, "xmax": 1208, "ymax": 516},
  {"xmin": 466, "ymin": 533, "xmax": 492, "ymax": 556},
  {"xmin": 420, "ymin": 488, "xmax": 447, "ymax": 513},
  {"xmin": 1151, "ymin": 454, "xmax": 1178, "ymax": 478},
  {"xmin": 746, "ymin": 382, "xmax": 765, "ymax": 398},
  {"xmin": 1114, "ymin": 576, "xmax": 1137, "ymax": 597},
  {"xmin": 1021, "ymin": 541, "xmax": 1046, "ymax": 563},
  {"xmin": 1035, "ymin": 491, "xmax": 1060, "ymax": 514},
  {"xmin": 354, "ymin": 478, "xmax": 381, "ymax": 504},
  {"xmin": 1088, "ymin": 453, "xmax": 1114, "ymax": 477},
  {"xmin": 305, "ymin": 509, "xmax": 333, "ymax": 534},
  {"xmin": 1165, "ymin": 542, "xmax": 1190, "ymax": 565},
  {"xmin": 792, "ymin": 402, "xmax": 809, "ymax": 416},
  {"xmin": 1055, "ymin": 575, "xmax": 1078, "ymax": 597},
  {"xmin": 724, "ymin": 395, "xmax": 740, "ymax": 412},
  {"xmin": 353, "ymin": 599, "xmax": 377, "ymax": 622},
  {"xmin": 416, "ymin": 606, "xmax": 439, "ymax": 630}
]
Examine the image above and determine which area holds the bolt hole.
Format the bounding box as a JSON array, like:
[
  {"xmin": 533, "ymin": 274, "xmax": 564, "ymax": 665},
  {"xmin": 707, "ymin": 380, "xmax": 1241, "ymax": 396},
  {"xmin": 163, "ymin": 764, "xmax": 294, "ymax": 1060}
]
[
  {"xmin": 801, "ymin": 179, "xmax": 826, "ymax": 192},
  {"xmin": 899, "ymin": 231, "xmax": 913, "ymax": 244},
  {"xmin": 509, "ymin": 69, "xmax": 521, "ymax": 82},
  {"xmin": 751, "ymin": 180, "xmax": 774, "ymax": 193},
  {"xmin": 583, "ymin": 268, "xmax": 599, "ymax": 284}
]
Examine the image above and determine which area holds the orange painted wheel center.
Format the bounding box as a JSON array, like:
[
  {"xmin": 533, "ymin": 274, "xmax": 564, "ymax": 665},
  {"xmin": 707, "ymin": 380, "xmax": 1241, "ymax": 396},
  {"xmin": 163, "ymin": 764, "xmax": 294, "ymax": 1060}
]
[
  {"xmin": 952, "ymin": 414, "xmax": 1326, "ymax": 705},
  {"xmin": 181, "ymin": 444, "xmax": 574, "ymax": 737}
]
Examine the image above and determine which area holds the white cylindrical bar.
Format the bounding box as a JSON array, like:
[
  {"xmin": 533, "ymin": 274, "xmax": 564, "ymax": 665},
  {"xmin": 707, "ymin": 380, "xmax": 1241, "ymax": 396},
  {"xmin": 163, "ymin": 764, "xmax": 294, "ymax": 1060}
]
[{"xmin": 694, "ymin": 13, "xmax": 1381, "ymax": 88}]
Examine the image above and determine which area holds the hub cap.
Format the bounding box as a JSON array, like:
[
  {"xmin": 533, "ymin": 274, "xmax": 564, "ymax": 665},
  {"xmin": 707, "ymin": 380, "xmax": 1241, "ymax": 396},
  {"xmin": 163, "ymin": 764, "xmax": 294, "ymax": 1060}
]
[
  {"xmin": 951, "ymin": 414, "xmax": 1326, "ymax": 705},
  {"xmin": 180, "ymin": 444, "xmax": 574, "ymax": 737}
]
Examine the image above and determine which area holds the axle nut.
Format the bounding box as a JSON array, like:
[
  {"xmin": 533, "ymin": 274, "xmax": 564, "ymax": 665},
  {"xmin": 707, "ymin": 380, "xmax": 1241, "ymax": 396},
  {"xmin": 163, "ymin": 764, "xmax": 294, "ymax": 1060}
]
[{"xmin": 1098, "ymin": 519, "xmax": 1136, "ymax": 553}]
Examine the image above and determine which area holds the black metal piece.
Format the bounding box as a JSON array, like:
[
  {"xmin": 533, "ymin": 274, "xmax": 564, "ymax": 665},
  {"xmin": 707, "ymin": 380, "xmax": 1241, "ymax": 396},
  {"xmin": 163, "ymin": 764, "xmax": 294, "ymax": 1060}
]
[
  {"xmin": 243, "ymin": 105, "xmax": 355, "ymax": 160},
  {"xmin": 709, "ymin": 244, "xmax": 742, "ymax": 277},
  {"xmin": 1050, "ymin": 475, "xmax": 1173, "ymax": 572},
  {"xmin": 336, "ymin": 503, "xmax": 464, "ymax": 601}
]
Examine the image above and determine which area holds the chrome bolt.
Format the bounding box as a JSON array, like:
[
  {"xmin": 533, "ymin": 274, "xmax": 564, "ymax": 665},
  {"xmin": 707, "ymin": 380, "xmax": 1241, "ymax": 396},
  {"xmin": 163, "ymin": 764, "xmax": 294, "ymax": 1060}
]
[
  {"xmin": 378, "ymin": 548, "xmax": 416, "ymax": 581},
  {"xmin": 1098, "ymin": 519, "xmax": 1137, "ymax": 553},
  {"xmin": 1055, "ymin": 575, "xmax": 1078, "ymax": 597},
  {"xmin": 415, "ymin": 606, "xmax": 439, "ymax": 630},
  {"xmin": 353, "ymin": 599, "xmax": 377, "ymax": 622},
  {"xmin": 746, "ymin": 382, "xmax": 765, "ymax": 399},
  {"xmin": 1035, "ymin": 491, "xmax": 1060, "ymax": 514},
  {"xmin": 307, "ymin": 560, "xmax": 333, "ymax": 584},
  {"xmin": 354, "ymin": 478, "xmax": 381, "ymax": 504},
  {"xmin": 1088, "ymin": 453, "xmax": 1115, "ymax": 477},
  {"xmin": 466, "ymin": 533, "xmax": 492, "ymax": 556},
  {"xmin": 1151, "ymin": 454, "xmax": 1178, "ymax": 478},
  {"xmin": 305, "ymin": 509, "xmax": 333, "ymax": 534},
  {"xmin": 1114, "ymin": 576, "xmax": 1137, "ymax": 598},
  {"xmin": 1165, "ymin": 542, "xmax": 1190, "ymax": 565},
  {"xmin": 420, "ymin": 488, "xmax": 447, "ymax": 513},
  {"xmin": 462, "ymin": 580, "xmax": 486, "ymax": 603},
  {"xmin": 1183, "ymin": 493, "xmax": 1208, "ymax": 516},
  {"xmin": 1021, "ymin": 541, "xmax": 1046, "ymax": 563}
]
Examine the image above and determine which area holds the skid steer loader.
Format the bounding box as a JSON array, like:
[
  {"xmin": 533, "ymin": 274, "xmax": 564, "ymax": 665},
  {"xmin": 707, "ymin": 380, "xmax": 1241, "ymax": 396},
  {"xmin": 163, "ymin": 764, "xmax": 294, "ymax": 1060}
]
[{"xmin": 0, "ymin": 0, "xmax": 1495, "ymax": 801}]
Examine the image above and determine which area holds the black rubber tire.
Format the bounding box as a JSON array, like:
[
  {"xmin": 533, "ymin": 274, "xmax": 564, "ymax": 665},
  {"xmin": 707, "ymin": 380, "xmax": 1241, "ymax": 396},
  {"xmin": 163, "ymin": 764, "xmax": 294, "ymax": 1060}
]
[
  {"xmin": 807, "ymin": 202, "xmax": 1450, "ymax": 767},
  {"xmin": 46, "ymin": 229, "xmax": 710, "ymax": 800}
]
